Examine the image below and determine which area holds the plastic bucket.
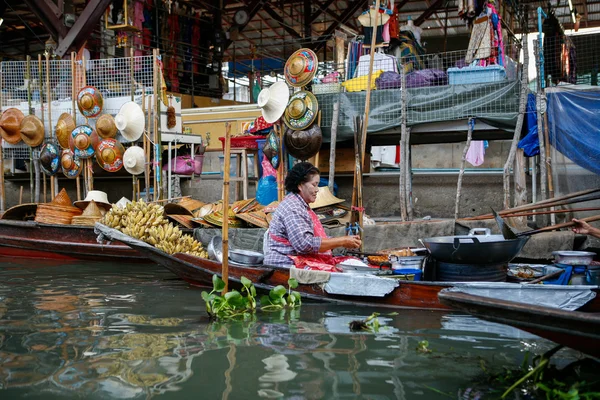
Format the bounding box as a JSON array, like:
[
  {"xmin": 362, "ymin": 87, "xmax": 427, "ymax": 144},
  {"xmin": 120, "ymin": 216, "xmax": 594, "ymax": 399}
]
[
  {"xmin": 392, "ymin": 268, "xmax": 422, "ymax": 281},
  {"xmin": 586, "ymin": 268, "xmax": 600, "ymax": 285}
]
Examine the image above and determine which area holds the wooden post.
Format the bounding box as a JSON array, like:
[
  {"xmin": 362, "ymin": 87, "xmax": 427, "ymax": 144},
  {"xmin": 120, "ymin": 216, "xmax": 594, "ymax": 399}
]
[
  {"xmin": 46, "ymin": 52, "xmax": 56, "ymax": 198},
  {"xmin": 0, "ymin": 67, "xmax": 4, "ymax": 213},
  {"xmin": 514, "ymin": 149, "xmax": 528, "ymax": 226},
  {"xmin": 222, "ymin": 122, "xmax": 232, "ymax": 294},
  {"xmin": 534, "ymin": 49, "xmax": 548, "ymax": 210},
  {"xmin": 19, "ymin": 186, "xmax": 23, "ymax": 204},
  {"xmin": 455, "ymin": 119, "xmax": 474, "ymax": 219},
  {"xmin": 503, "ymin": 34, "xmax": 528, "ymax": 210},
  {"xmin": 399, "ymin": 65, "xmax": 409, "ymax": 221},
  {"xmin": 145, "ymin": 89, "xmax": 152, "ymax": 201},
  {"xmin": 275, "ymin": 123, "xmax": 285, "ymax": 201},
  {"xmin": 26, "ymin": 56, "xmax": 34, "ymax": 203},
  {"xmin": 328, "ymin": 101, "xmax": 340, "ymax": 193},
  {"xmin": 543, "ymin": 111, "xmax": 556, "ymax": 225},
  {"xmin": 130, "ymin": 48, "xmax": 138, "ymax": 202},
  {"xmin": 155, "ymin": 49, "xmax": 162, "ymax": 201},
  {"xmin": 71, "ymin": 52, "xmax": 81, "ymax": 201},
  {"xmin": 38, "ymin": 55, "xmax": 46, "ymax": 202}
]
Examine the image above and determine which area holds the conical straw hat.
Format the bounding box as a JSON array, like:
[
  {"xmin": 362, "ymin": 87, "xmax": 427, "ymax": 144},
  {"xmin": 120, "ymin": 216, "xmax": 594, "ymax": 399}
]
[
  {"xmin": 284, "ymin": 48, "xmax": 318, "ymax": 88},
  {"xmin": 55, "ymin": 113, "xmax": 75, "ymax": 149},
  {"xmin": 81, "ymin": 200, "xmax": 103, "ymax": 217},
  {"xmin": 257, "ymin": 82, "xmax": 289, "ymax": 124},
  {"xmin": 96, "ymin": 114, "xmax": 117, "ymax": 139},
  {"xmin": 309, "ymin": 186, "xmax": 345, "ymax": 209},
  {"xmin": 178, "ymin": 197, "xmax": 205, "ymax": 215},
  {"xmin": 115, "ymin": 101, "xmax": 145, "ymax": 142},
  {"xmin": 0, "ymin": 108, "xmax": 25, "ymax": 144},
  {"xmin": 51, "ymin": 188, "xmax": 73, "ymax": 207},
  {"xmin": 123, "ymin": 145, "xmax": 145, "ymax": 175},
  {"xmin": 20, "ymin": 115, "xmax": 45, "ymax": 147},
  {"xmin": 77, "ymin": 86, "xmax": 103, "ymax": 118},
  {"xmin": 95, "ymin": 138, "xmax": 125, "ymax": 172}
]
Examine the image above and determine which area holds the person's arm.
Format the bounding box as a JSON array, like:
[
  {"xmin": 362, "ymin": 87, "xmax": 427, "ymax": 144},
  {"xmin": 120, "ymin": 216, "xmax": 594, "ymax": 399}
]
[
  {"xmin": 572, "ymin": 219, "xmax": 600, "ymax": 238},
  {"xmin": 319, "ymin": 235, "xmax": 361, "ymax": 252}
]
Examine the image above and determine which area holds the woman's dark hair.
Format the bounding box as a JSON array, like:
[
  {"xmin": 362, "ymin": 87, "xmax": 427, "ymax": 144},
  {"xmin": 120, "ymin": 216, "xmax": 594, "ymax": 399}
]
[{"xmin": 285, "ymin": 162, "xmax": 320, "ymax": 193}]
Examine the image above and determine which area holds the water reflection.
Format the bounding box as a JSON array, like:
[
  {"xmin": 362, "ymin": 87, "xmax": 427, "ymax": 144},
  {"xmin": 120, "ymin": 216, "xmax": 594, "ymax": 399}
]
[{"xmin": 0, "ymin": 260, "xmax": 584, "ymax": 399}]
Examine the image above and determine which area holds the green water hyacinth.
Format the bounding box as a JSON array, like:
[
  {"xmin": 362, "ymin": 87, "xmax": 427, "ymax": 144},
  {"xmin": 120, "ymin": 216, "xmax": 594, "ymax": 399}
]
[
  {"xmin": 201, "ymin": 275, "xmax": 257, "ymax": 321},
  {"xmin": 260, "ymin": 278, "xmax": 302, "ymax": 311}
]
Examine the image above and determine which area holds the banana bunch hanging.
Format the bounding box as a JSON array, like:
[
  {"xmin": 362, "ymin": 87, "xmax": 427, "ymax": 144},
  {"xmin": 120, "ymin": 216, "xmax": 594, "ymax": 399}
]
[{"xmin": 102, "ymin": 199, "xmax": 208, "ymax": 258}]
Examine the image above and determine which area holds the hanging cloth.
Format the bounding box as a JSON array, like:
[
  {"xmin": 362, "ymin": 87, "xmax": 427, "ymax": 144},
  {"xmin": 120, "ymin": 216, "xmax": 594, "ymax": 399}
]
[{"xmin": 466, "ymin": 141, "xmax": 486, "ymax": 167}]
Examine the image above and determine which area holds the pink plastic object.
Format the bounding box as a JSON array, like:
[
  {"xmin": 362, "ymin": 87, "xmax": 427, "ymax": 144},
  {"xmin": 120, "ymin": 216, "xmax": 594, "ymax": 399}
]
[
  {"xmin": 163, "ymin": 155, "xmax": 195, "ymax": 175},
  {"xmin": 321, "ymin": 71, "xmax": 340, "ymax": 84}
]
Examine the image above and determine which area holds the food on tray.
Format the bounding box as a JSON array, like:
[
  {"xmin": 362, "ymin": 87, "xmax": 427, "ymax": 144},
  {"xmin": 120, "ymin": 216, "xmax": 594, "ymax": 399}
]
[
  {"xmin": 387, "ymin": 248, "xmax": 415, "ymax": 257},
  {"xmin": 367, "ymin": 255, "xmax": 389, "ymax": 265}
]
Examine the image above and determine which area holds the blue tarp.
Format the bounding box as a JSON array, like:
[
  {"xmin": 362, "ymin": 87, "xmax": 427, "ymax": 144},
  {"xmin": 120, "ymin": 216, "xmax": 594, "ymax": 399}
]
[
  {"xmin": 547, "ymin": 88, "xmax": 600, "ymax": 175},
  {"xmin": 517, "ymin": 93, "xmax": 540, "ymax": 156},
  {"xmin": 227, "ymin": 58, "xmax": 284, "ymax": 78}
]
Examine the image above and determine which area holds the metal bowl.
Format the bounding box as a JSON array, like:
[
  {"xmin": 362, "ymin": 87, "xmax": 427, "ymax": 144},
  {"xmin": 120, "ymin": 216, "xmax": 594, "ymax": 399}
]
[
  {"xmin": 390, "ymin": 255, "xmax": 426, "ymax": 270},
  {"xmin": 208, "ymin": 236, "xmax": 223, "ymax": 262},
  {"xmin": 552, "ymin": 251, "xmax": 595, "ymax": 266},
  {"xmin": 229, "ymin": 249, "xmax": 264, "ymax": 265}
]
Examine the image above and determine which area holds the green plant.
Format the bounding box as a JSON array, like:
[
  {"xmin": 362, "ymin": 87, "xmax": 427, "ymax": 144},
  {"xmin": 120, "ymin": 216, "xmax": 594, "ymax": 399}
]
[
  {"xmin": 201, "ymin": 274, "xmax": 257, "ymax": 320},
  {"xmin": 416, "ymin": 340, "xmax": 432, "ymax": 354},
  {"xmin": 349, "ymin": 312, "xmax": 381, "ymax": 332},
  {"xmin": 260, "ymin": 278, "xmax": 302, "ymax": 310}
]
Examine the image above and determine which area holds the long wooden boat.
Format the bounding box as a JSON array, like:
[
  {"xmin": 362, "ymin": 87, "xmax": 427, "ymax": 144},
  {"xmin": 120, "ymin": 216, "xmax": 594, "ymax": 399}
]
[
  {"xmin": 95, "ymin": 223, "xmax": 600, "ymax": 311},
  {"xmin": 0, "ymin": 220, "xmax": 149, "ymax": 262},
  {"xmin": 438, "ymin": 291, "xmax": 600, "ymax": 358}
]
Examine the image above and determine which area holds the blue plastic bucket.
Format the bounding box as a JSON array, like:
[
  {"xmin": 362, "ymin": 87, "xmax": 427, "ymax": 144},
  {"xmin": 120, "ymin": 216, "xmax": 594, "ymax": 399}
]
[{"xmin": 392, "ymin": 268, "xmax": 422, "ymax": 281}]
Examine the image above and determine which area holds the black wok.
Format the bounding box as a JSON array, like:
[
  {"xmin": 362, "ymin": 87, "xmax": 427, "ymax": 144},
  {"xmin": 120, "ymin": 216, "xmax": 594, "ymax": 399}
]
[{"xmin": 422, "ymin": 228, "xmax": 530, "ymax": 264}]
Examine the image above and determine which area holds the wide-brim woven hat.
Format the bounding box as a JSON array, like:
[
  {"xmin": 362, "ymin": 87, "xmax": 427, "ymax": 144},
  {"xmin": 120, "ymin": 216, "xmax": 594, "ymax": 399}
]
[
  {"xmin": 284, "ymin": 48, "xmax": 318, "ymax": 88},
  {"xmin": 123, "ymin": 145, "xmax": 145, "ymax": 175},
  {"xmin": 0, "ymin": 108, "xmax": 25, "ymax": 145},
  {"xmin": 55, "ymin": 113, "xmax": 76, "ymax": 149},
  {"xmin": 231, "ymin": 198, "xmax": 259, "ymax": 214},
  {"xmin": 77, "ymin": 86, "xmax": 103, "ymax": 118},
  {"xmin": 95, "ymin": 138, "xmax": 125, "ymax": 172},
  {"xmin": 166, "ymin": 214, "xmax": 195, "ymax": 229},
  {"xmin": 74, "ymin": 190, "xmax": 111, "ymax": 212},
  {"xmin": 71, "ymin": 200, "xmax": 103, "ymax": 226},
  {"xmin": 164, "ymin": 203, "xmax": 194, "ymax": 217},
  {"xmin": 20, "ymin": 115, "xmax": 45, "ymax": 147},
  {"xmin": 178, "ymin": 197, "xmax": 206, "ymax": 216},
  {"xmin": 284, "ymin": 124, "xmax": 322, "ymax": 160},
  {"xmin": 203, "ymin": 209, "xmax": 245, "ymax": 228},
  {"xmin": 115, "ymin": 101, "xmax": 145, "ymax": 142},
  {"xmin": 309, "ymin": 186, "xmax": 345, "ymax": 209},
  {"xmin": 40, "ymin": 143, "xmax": 61, "ymax": 176},
  {"xmin": 71, "ymin": 125, "xmax": 99, "ymax": 159},
  {"xmin": 60, "ymin": 149, "xmax": 82, "ymax": 179},
  {"xmin": 283, "ymin": 91, "xmax": 319, "ymax": 131},
  {"xmin": 236, "ymin": 210, "xmax": 269, "ymax": 228},
  {"xmin": 96, "ymin": 114, "xmax": 117, "ymax": 139},
  {"xmin": 1, "ymin": 203, "xmax": 38, "ymax": 221},
  {"xmin": 257, "ymin": 81, "xmax": 290, "ymax": 124},
  {"xmin": 358, "ymin": 9, "xmax": 390, "ymax": 27}
]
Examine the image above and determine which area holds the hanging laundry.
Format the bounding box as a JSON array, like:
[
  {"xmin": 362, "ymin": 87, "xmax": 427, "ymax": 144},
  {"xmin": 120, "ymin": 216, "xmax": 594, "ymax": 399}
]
[{"xmin": 465, "ymin": 140, "xmax": 486, "ymax": 167}]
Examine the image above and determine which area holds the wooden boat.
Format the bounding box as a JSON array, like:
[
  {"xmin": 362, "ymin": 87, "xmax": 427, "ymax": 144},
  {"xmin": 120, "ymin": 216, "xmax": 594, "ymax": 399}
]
[
  {"xmin": 95, "ymin": 223, "xmax": 600, "ymax": 311},
  {"xmin": 0, "ymin": 220, "xmax": 148, "ymax": 262},
  {"xmin": 438, "ymin": 291, "xmax": 600, "ymax": 358}
]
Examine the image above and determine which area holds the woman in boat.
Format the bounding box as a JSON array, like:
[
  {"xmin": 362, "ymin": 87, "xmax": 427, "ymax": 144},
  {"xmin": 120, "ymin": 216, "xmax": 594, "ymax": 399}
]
[{"xmin": 264, "ymin": 162, "xmax": 361, "ymax": 267}]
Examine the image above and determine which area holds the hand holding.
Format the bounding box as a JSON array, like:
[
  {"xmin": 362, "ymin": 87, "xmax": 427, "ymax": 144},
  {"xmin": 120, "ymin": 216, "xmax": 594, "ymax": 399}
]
[{"xmin": 342, "ymin": 235, "xmax": 362, "ymax": 249}]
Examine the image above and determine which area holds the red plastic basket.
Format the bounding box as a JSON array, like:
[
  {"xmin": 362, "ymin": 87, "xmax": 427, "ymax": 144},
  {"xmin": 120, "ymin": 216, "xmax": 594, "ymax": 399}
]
[{"xmin": 219, "ymin": 135, "xmax": 264, "ymax": 150}]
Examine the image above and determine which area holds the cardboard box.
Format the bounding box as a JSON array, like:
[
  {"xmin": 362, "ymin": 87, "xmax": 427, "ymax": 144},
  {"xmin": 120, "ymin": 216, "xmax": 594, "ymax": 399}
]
[{"xmin": 317, "ymin": 148, "xmax": 371, "ymax": 174}]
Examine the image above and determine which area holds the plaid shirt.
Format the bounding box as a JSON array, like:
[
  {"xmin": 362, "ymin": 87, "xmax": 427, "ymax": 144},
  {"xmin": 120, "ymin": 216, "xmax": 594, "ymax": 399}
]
[{"xmin": 264, "ymin": 193, "xmax": 323, "ymax": 267}]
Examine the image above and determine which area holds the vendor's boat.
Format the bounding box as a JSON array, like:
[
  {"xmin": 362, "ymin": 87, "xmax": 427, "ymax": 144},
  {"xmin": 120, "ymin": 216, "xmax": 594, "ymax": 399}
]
[
  {"xmin": 438, "ymin": 290, "xmax": 600, "ymax": 358},
  {"xmin": 95, "ymin": 223, "xmax": 600, "ymax": 311},
  {"xmin": 0, "ymin": 219, "xmax": 148, "ymax": 262}
]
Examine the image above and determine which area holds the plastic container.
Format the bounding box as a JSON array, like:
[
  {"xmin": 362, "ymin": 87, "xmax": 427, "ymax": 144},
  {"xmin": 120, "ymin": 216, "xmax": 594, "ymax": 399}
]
[
  {"xmin": 218, "ymin": 154, "xmax": 255, "ymax": 178},
  {"xmin": 219, "ymin": 135, "xmax": 264, "ymax": 150},
  {"xmin": 587, "ymin": 268, "xmax": 600, "ymax": 285},
  {"xmin": 392, "ymin": 268, "xmax": 422, "ymax": 281},
  {"xmin": 448, "ymin": 65, "xmax": 507, "ymax": 85},
  {"xmin": 313, "ymin": 83, "xmax": 343, "ymax": 95}
]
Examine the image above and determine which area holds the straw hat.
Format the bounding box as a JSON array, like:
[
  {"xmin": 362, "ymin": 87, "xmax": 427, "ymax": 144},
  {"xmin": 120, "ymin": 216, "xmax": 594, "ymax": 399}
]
[
  {"xmin": 55, "ymin": 113, "xmax": 76, "ymax": 149},
  {"xmin": 203, "ymin": 209, "xmax": 245, "ymax": 228},
  {"xmin": 1, "ymin": 203, "xmax": 38, "ymax": 221},
  {"xmin": 231, "ymin": 198, "xmax": 259, "ymax": 214},
  {"xmin": 40, "ymin": 143, "xmax": 61, "ymax": 176},
  {"xmin": 358, "ymin": 9, "xmax": 390, "ymax": 27},
  {"xmin": 61, "ymin": 149, "xmax": 82, "ymax": 179},
  {"xmin": 77, "ymin": 86, "xmax": 103, "ymax": 118},
  {"xmin": 237, "ymin": 210, "xmax": 269, "ymax": 228},
  {"xmin": 309, "ymin": 186, "xmax": 345, "ymax": 209},
  {"xmin": 115, "ymin": 197, "xmax": 131, "ymax": 209},
  {"xmin": 283, "ymin": 91, "xmax": 318, "ymax": 131},
  {"xmin": 284, "ymin": 124, "xmax": 322, "ymax": 160},
  {"xmin": 96, "ymin": 114, "xmax": 117, "ymax": 139},
  {"xmin": 167, "ymin": 214, "xmax": 194, "ymax": 229},
  {"xmin": 74, "ymin": 190, "xmax": 111, "ymax": 212},
  {"xmin": 0, "ymin": 108, "xmax": 25, "ymax": 145},
  {"xmin": 257, "ymin": 81, "xmax": 289, "ymax": 124},
  {"xmin": 263, "ymin": 201, "xmax": 280, "ymax": 213},
  {"xmin": 115, "ymin": 101, "xmax": 145, "ymax": 142},
  {"xmin": 164, "ymin": 203, "xmax": 194, "ymax": 217},
  {"xmin": 284, "ymin": 48, "xmax": 318, "ymax": 88},
  {"xmin": 20, "ymin": 115, "xmax": 45, "ymax": 147},
  {"xmin": 178, "ymin": 197, "xmax": 206, "ymax": 216},
  {"xmin": 95, "ymin": 138, "xmax": 125, "ymax": 172},
  {"xmin": 123, "ymin": 145, "xmax": 145, "ymax": 175},
  {"xmin": 71, "ymin": 200, "xmax": 103, "ymax": 226},
  {"xmin": 71, "ymin": 125, "xmax": 99, "ymax": 159},
  {"xmin": 35, "ymin": 188, "xmax": 82, "ymax": 225}
]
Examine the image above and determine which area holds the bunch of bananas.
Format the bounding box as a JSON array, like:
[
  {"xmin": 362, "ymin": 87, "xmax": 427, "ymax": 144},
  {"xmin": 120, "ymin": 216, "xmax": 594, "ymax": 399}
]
[{"xmin": 101, "ymin": 200, "xmax": 208, "ymax": 258}]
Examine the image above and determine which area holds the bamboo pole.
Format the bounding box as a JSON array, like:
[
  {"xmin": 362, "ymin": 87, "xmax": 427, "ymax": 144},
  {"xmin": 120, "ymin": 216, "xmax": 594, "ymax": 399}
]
[
  {"xmin": 222, "ymin": 122, "xmax": 232, "ymax": 294},
  {"xmin": 26, "ymin": 56, "xmax": 34, "ymax": 203},
  {"xmin": 19, "ymin": 186, "xmax": 23, "ymax": 204},
  {"xmin": 0, "ymin": 67, "xmax": 3, "ymax": 213},
  {"xmin": 155, "ymin": 49, "xmax": 162, "ymax": 201},
  {"xmin": 275, "ymin": 123, "xmax": 285, "ymax": 201},
  {"xmin": 543, "ymin": 110, "xmax": 556, "ymax": 225},
  {"xmin": 399, "ymin": 68, "xmax": 409, "ymax": 221},
  {"xmin": 503, "ymin": 34, "xmax": 528, "ymax": 210},
  {"xmin": 498, "ymin": 207, "xmax": 600, "ymax": 219},
  {"xmin": 454, "ymin": 118, "xmax": 474, "ymax": 220},
  {"xmin": 535, "ymin": 50, "xmax": 548, "ymax": 206},
  {"xmin": 130, "ymin": 48, "xmax": 137, "ymax": 202},
  {"xmin": 145, "ymin": 89, "xmax": 152, "ymax": 200},
  {"xmin": 153, "ymin": 49, "xmax": 159, "ymax": 200},
  {"xmin": 46, "ymin": 52, "xmax": 56, "ymax": 198},
  {"xmin": 39, "ymin": 55, "xmax": 47, "ymax": 202},
  {"xmin": 71, "ymin": 52, "xmax": 81, "ymax": 201},
  {"xmin": 328, "ymin": 101, "xmax": 340, "ymax": 193}
]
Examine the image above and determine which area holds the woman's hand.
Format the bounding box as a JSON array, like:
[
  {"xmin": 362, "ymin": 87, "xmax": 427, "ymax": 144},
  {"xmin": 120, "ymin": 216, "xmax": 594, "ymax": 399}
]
[
  {"xmin": 572, "ymin": 218, "xmax": 600, "ymax": 238},
  {"xmin": 340, "ymin": 235, "xmax": 362, "ymax": 249},
  {"xmin": 319, "ymin": 235, "xmax": 362, "ymax": 252}
]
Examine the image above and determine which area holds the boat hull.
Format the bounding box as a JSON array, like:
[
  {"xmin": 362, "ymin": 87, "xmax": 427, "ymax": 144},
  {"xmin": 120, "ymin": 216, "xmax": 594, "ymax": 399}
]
[
  {"xmin": 438, "ymin": 291, "xmax": 600, "ymax": 358},
  {"xmin": 0, "ymin": 220, "xmax": 148, "ymax": 262}
]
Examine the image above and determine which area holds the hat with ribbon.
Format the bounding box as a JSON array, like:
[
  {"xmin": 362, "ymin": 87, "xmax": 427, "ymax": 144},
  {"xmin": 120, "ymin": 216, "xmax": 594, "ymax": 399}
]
[
  {"xmin": 60, "ymin": 149, "xmax": 82, "ymax": 179},
  {"xmin": 55, "ymin": 113, "xmax": 76, "ymax": 149},
  {"xmin": 77, "ymin": 86, "xmax": 103, "ymax": 118},
  {"xmin": 283, "ymin": 91, "xmax": 318, "ymax": 131},
  {"xmin": 96, "ymin": 114, "xmax": 117, "ymax": 139},
  {"xmin": 123, "ymin": 145, "xmax": 145, "ymax": 175},
  {"xmin": 358, "ymin": 8, "xmax": 390, "ymax": 27},
  {"xmin": 309, "ymin": 186, "xmax": 345, "ymax": 209},
  {"xmin": 115, "ymin": 101, "xmax": 145, "ymax": 142},
  {"xmin": 95, "ymin": 138, "xmax": 125, "ymax": 172},
  {"xmin": 39, "ymin": 143, "xmax": 61, "ymax": 176},
  {"xmin": 74, "ymin": 190, "xmax": 111, "ymax": 212},
  {"xmin": 0, "ymin": 108, "xmax": 25, "ymax": 145},
  {"xmin": 71, "ymin": 125, "xmax": 99, "ymax": 159},
  {"xmin": 284, "ymin": 48, "xmax": 318, "ymax": 88},
  {"xmin": 284, "ymin": 124, "xmax": 322, "ymax": 160},
  {"xmin": 20, "ymin": 115, "xmax": 45, "ymax": 147},
  {"xmin": 257, "ymin": 81, "xmax": 290, "ymax": 124}
]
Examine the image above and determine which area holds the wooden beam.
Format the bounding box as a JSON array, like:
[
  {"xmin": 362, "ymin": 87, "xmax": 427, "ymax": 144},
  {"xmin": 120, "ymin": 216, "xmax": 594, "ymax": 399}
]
[
  {"xmin": 55, "ymin": 0, "xmax": 112, "ymax": 57},
  {"xmin": 309, "ymin": 0, "xmax": 337, "ymax": 24},
  {"xmin": 262, "ymin": 4, "xmax": 303, "ymax": 39},
  {"xmin": 43, "ymin": 0, "xmax": 62, "ymax": 18},
  {"xmin": 313, "ymin": 0, "xmax": 368, "ymax": 52},
  {"xmin": 23, "ymin": 0, "xmax": 67, "ymax": 39},
  {"xmin": 414, "ymin": 0, "xmax": 445, "ymax": 26}
]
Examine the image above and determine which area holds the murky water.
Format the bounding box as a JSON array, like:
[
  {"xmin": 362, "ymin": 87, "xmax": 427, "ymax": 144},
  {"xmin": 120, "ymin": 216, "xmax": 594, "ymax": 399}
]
[{"xmin": 0, "ymin": 259, "xmax": 583, "ymax": 399}]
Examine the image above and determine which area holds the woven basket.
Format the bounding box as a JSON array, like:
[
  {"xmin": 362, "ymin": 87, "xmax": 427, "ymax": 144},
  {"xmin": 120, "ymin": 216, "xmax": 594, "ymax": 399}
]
[
  {"xmin": 51, "ymin": 188, "xmax": 73, "ymax": 207},
  {"xmin": 35, "ymin": 203, "xmax": 82, "ymax": 225},
  {"xmin": 71, "ymin": 216, "xmax": 102, "ymax": 226}
]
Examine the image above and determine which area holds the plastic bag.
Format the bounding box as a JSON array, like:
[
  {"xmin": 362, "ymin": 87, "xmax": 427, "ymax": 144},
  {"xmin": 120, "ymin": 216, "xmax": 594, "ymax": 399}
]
[{"xmin": 257, "ymin": 175, "xmax": 278, "ymax": 205}]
